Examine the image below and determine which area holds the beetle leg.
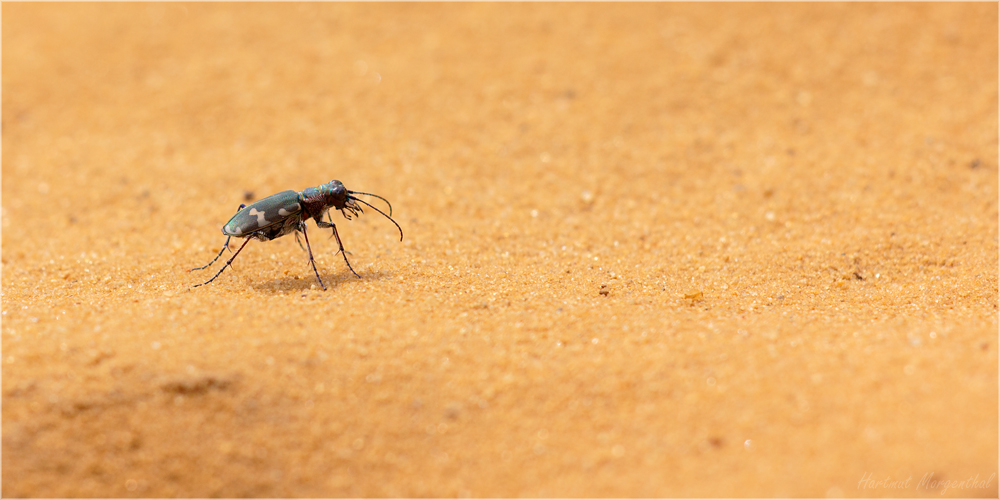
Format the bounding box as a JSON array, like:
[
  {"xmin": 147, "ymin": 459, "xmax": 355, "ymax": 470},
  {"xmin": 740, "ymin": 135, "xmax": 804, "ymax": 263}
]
[
  {"xmin": 316, "ymin": 218, "xmax": 354, "ymax": 259},
  {"xmin": 320, "ymin": 210, "xmax": 336, "ymax": 239},
  {"xmin": 318, "ymin": 214, "xmax": 352, "ymax": 256},
  {"xmin": 193, "ymin": 237, "xmax": 252, "ymax": 287},
  {"xmin": 326, "ymin": 221, "xmax": 360, "ymax": 279},
  {"xmin": 190, "ymin": 203, "xmax": 248, "ymax": 272},
  {"xmin": 298, "ymin": 222, "xmax": 328, "ymax": 290},
  {"xmin": 190, "ymin": 235, "xmax": 233, "ymax": 271}
]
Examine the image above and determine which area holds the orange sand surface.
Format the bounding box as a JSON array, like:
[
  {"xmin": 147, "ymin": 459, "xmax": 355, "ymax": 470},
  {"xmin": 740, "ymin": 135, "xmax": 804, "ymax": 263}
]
[{"xmin": 3, "ymin": 3, "xmax": 997, "ymax": 497}]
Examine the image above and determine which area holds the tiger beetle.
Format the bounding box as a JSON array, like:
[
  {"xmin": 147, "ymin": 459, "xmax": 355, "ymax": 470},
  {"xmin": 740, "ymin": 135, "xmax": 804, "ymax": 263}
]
[{"xmin": 191, "ymin": 180, "xmax": 402, "ymax": 290}]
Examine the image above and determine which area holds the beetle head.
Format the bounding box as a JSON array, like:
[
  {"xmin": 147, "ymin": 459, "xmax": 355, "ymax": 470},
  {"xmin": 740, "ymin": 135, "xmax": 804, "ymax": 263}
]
[{"xmin": 320, "ymin": 180, "xmax": 358, "ymax": 211}]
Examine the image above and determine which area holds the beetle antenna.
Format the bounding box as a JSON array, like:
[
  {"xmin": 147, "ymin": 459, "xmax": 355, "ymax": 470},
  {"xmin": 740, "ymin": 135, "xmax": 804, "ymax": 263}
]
[
  {"xmin": 350, "ymin": 197, "xmax": 403, "ymax": 241},
  {"xmin": 348, "ymin": 191, "xmax": 393, "ymax": 216}
]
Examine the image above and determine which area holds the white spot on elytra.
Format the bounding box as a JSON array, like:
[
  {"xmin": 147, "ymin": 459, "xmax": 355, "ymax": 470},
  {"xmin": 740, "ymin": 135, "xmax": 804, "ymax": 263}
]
[
  {"xmin": 249, "ymin": 208, "xmax": 268, "ymax": 227},
  {"xmin": 278, "ymin": 208, "xmax": 291, "ymax": 216}
]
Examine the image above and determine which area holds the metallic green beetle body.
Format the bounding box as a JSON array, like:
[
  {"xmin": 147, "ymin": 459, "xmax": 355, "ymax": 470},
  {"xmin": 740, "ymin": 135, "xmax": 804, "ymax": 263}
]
[
  {"xmin": 191, "ymin": 180, "xmax": 402, "ymax": 290},
  {"xmin": 223, "ymin": 189, "xmax": 301, "ymax": 238}
]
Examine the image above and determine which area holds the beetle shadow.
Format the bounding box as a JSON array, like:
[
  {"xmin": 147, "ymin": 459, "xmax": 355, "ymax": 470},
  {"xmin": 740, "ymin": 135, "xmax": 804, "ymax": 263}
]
[{"xmin": 252, "ymin": 267, "xmax": 396, "ymax": 293}]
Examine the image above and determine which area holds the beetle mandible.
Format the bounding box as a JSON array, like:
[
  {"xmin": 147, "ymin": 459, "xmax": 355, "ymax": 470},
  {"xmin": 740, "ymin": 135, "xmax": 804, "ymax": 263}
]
[{"xmin": 191, "ymin": 180, "xmax": 402, "ymax": 290}]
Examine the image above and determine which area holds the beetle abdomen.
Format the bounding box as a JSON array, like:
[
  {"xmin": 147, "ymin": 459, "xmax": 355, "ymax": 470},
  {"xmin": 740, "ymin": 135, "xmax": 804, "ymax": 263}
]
[{"xmin": 223, "ymin": 190, "xmax": 302, "ymax": 237}]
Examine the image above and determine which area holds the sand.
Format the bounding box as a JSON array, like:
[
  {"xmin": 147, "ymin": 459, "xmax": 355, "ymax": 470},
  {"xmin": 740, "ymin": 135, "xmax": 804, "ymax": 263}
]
[{"xmin": 2, "ymin": 3, "xmax": 997, "ymax": 497}]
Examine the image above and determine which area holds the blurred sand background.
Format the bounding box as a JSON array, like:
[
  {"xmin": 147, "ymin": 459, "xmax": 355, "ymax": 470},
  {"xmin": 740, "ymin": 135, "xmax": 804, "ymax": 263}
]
[{"xmin": 2, "ymin": 3, "xmax": 997, "ymax": 497}]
